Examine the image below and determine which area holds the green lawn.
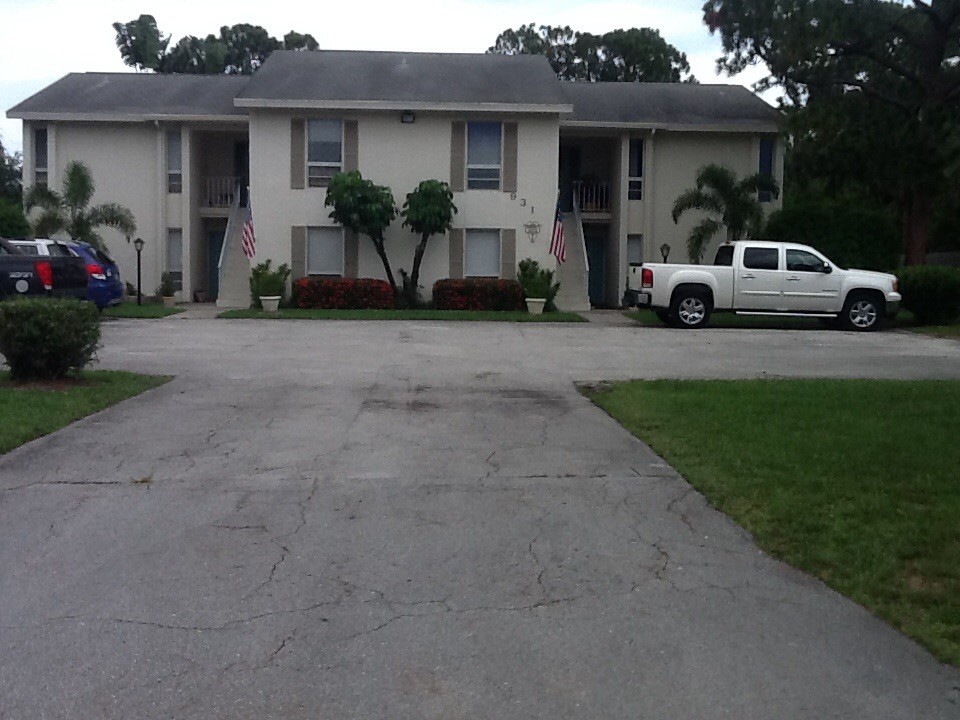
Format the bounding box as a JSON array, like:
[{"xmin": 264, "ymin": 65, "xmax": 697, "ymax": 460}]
[
  {"xmin": 0, "ymin": 371, "xmax": 170, "ymax": 454},
  {"xmin": 218, "ymin": 308, "xmax": 586, "ymax": 322},
  {"xmin": 103, "ymin": 303, "xmax": 183, "ymax": 319},
  {"xmin": 585, "ymin": 379, "xmax": 960, "ymax": 667}
]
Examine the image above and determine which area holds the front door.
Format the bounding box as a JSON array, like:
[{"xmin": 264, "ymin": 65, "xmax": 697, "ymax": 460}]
[
  {"xmin": 586, "ymin": 236, "xmax": 606, "ymax": 307},
  {"xmin": 207, "ymin": 230, "xmax": 224, "ymax": 301}
]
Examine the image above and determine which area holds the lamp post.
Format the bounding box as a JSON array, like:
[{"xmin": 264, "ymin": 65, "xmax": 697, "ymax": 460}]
[
  {"xmin": 133, "ymin": 237, "xmax": 145, "ymax": 306},
  {"xmin": 660, "ymin": 243, "xmax": 671, "ymax": 262}
]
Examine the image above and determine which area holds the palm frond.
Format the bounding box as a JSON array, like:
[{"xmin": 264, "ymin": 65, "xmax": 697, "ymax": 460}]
[
  {"xmin": 695, "ymin": 164, "xmax": 738, "ymax": 197},
  {"xmin": 23, "ymin": 184, "xmax": 61, "ymax": 212},
  {"xmin": 32, "ymin": 208, "xmax": 67, "ymax": 238},
  {"xmin": 671, "ymin": 189, "xmax": 724, "ymax": 224},
  {"xmin": 88, "ymin": 203, "xmax": 137, "ymax": 239},
  {"xmin": 736, "ymin": 172, "xmax": 781, "ymax": 200},
  {"xmin": 63, "ymin": 161, "xmax": 95, "ymax": 211},
  {"xmin": 686, "ymin": 218, "xmax": 723, "ymax": 264}
]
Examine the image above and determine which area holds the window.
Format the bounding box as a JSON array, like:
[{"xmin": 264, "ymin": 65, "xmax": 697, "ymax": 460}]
[
  {"xmin": 166, "ymin": 228, "xmax": 183, "ymax": 291},
  {"xmin": 166, "ymin": 130, "xmax": 182, "ymax": 193},
  {"xmin": 713, "ymin": 245, "xmax": 734, "ymax": 266},
  {"xmin": 307, "ymin": 120, "xmax": 342, "ymax": 187},
  {"xmin": 34, "ymin": 128, "xmax": 48, "ymax": 187},
  {"xmin": 743, "ymin": 246, "xmax": 779, "ymax": 271},
  {"xmin": 786, "ymin": 249, "xmax": 825, "ymax": 272},
  {"xmin": 46, "ymin": 242, "xmax": 74, "ymax": 258},
  {"xmin": 14, "ymin": 243, "xmax": 38, "ymax": 255},
  {"xmin": 628, "ymin": 138, "xmax": 643, "ymax": 200},
  {"xmin": 758, "ymin": 138, "xmax": 775, "ymax": 203},
  {"xmin": 466, "ymin": 122, "xmax": 502, "ymax": 190},
  {"xmin": 627, "ymin": 234, "xmax": 643, "ymax": 265},
  {"xmin": 465, "ymin": 229, "xmax": 500, "ymax": 277},
  {"xmin": 306, "ymin": 227, "xmax": 345, "ymax": 275}
]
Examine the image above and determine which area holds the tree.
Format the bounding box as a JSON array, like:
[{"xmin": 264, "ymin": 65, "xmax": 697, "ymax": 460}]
[
  {"xmin": 325, "ymin": 171, "xmax": 399, "ymax": 293},
  {"xmin": 400, "ymin": 180, "xmax": 457, "ymax": 305},
  {"xmin": 0, "ymin": 138, "xmax": 22, "ymax": 204},
  {"xmin": 0, "ymin": 199, "xmax": 29, "ymax": 237},
  {"xmin": 113, "ymin": 17, "xmax": 318, "ymax": 74},
  {"xmin": 703, "ymin": 0, "xmax": 960, "ymax": 264},
  {"xmin": 112, "ymin": 14, "xmax": 168, "ymax": 72},
  {"xmin": 24, "ymin": 161, "xmax": 136, "ymax": 248},
  {"xmin": 671, "ymin": 164, "xmax": 779, "ymax": 263},
  {"xmin": 488, "ymin": 24, "xmax": 694, "ymax": 82}
]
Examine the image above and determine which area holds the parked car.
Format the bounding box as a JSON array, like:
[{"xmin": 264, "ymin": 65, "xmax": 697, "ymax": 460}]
[
  {"xmin": 626, "ymin": 241, "xmax": 901, "ymax": 331},
  {"xmin": 0, "ymin": 237, "xmax": 88, "ymax": 300},
  {"xmin": 10, "ymin": 238, "xmax": 123, "ymax": 309}
]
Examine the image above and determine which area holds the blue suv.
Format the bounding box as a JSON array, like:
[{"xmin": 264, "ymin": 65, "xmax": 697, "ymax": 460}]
[{"xmin": 68, "ymin": 241, "xmax": 124, "ymax": 309}]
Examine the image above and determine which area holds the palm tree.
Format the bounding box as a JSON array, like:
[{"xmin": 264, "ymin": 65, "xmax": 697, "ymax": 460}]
[
  {"xmin": 25, "ymin": 161, "xmax": 136, "ymax": 248},
  {"xmin": 671, "ymin": 164, "xmax": 780, "ymax": 263}
]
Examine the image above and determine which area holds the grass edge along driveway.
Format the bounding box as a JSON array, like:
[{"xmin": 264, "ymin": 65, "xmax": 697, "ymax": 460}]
[
  {"xmin": 585, "ymin": 379, "xmax": 960, "ymax": 667},
  {"xmin": 219, "ymin": 308, "xmax": 586, "ymax": 322},
  {"xmin": 103, "ymin": 304, "xmax": 184, "ymax": 319},
  {"xmin": 0, "ymin": 371, "xmax": 171, "ymax": 454}
]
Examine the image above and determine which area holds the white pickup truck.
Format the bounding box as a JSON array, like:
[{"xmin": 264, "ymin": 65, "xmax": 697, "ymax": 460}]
[{"xmin": 626, "ymin": 241, "xmax": 901, "ymax": 331}]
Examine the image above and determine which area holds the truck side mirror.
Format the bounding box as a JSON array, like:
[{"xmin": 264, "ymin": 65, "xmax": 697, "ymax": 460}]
[{"xmin": 822, "ymin": 262, "xmax": 832, "ymax": 274}]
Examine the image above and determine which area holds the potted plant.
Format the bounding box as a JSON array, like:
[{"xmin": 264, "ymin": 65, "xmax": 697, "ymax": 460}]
[
  {"xmin": 517, "ymin": 259, "xmax": 560, "ymax": 315},
  {"xmin": 157, "ymin": 272, "xmax": 177, "ymax": 307},
  {"xmin": 250, "ymin": 260, "xmax": 291, "ymax": 313}
]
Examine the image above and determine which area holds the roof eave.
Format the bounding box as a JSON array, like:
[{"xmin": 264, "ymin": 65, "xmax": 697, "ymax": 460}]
[
  {"xmin": 559, "ymin": 119, "xmax": 780, "ymax": 133},
  {"xmin": 6, "ymin": 111, "xmax": 248, "ymax": 123},
  {"xmin": 235, "ymin": 98, "xmax": 573, "ymax": 114}
]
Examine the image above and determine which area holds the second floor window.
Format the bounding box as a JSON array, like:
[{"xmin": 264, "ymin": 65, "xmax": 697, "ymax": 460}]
[
  {"xmin": 166, "ymin": 130, "xmax": 182, "ymax": 194},
  {"xmin": 628, "ymin": 138, "xmax": 643, "ymax": 200},
  {"xmin": 759, "ymin": 138, "xmax": 775, "ymax": 203},
  {"xmin": 34, "ymin": 128, "xmax": 48, "ymax": 187},
  {"xmin": 467, "ymin": 122, "xmax": 501, "ymax": 190},
  {"xmin": 308, "ymin": 120, "xmax": 342, "ymax": 188}
]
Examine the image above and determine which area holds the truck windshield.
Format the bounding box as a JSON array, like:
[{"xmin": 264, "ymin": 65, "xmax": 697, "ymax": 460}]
[{"xmin": 713, "ymin": 245, "xmax": 734, "ymax": 266}]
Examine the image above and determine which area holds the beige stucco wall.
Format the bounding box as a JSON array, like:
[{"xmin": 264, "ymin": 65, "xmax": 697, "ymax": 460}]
[
  {"xmin": 638, "ymin": 131, "xmax": 784, "ymax": 265},
  {"xmin": 248, "ymin": 110, "xmax": 560, "ymax": 293}
]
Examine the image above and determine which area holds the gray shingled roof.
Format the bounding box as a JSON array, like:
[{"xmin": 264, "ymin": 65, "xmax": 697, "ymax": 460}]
[
  {"xmin": 7, "ymin": 73, "xmax": 249, "ymax": 118},
  {"xmin": 559, "ymin": 82, "xmax": 780, "ymax": 130},
  {"xmin": 235, "ymin": 50, "xmax": 570, "ymax": 109}
]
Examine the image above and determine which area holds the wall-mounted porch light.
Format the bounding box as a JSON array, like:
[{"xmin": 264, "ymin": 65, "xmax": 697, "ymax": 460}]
[
  {"xmin": 660, "ymin": 243, "xmax": 671, "ymax": 262},
  {"xmin": 523, "ymin": 221, "xmax": 542, "ymax": 243}
]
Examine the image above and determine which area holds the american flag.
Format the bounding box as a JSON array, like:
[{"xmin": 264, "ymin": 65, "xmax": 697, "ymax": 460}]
[
  {"xmin": 241, "ymin": 206, "xmax": 256, "ymax": 260},
  {"xmin": 549, "ymin": 202, "xmax": 566, "ymax": 264}
]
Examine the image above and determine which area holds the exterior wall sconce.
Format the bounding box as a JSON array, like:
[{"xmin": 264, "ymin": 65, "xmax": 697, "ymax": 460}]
[
  {"xmin": 660, "ymin": 243, "xmax": 671, "ymax": 262},
  {"xmin": 400, "ymin": 110, "xmax": 415, "ymax": 124},
  {"xmin": 523, "ymin": 221, "xmax": 542, "ymax": 243}
]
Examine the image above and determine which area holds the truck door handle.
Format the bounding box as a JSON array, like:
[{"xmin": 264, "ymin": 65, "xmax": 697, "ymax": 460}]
[
  {"xmin": 786, "ymin": 276, "xmax": 801, "ymax": 281},
  {"xmin": 741, "ymin": 273, "xmax": 756, "ymax": 279}
]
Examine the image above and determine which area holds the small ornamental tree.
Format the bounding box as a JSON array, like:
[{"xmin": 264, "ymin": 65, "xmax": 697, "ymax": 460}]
[
  {"xmin": 325, "ymin": 171, "xmax": 399, "ymax": 293},
  {"xmin": 671, "ymin": 164, "xmax": 779, "ymax": 263},
  {"xmin": 401, "ymin": 179, "xmax": 457, "ymax": 305},
  {"xmin": 24, "ymin": 161, "xmax": 136, "ymax": 249}
]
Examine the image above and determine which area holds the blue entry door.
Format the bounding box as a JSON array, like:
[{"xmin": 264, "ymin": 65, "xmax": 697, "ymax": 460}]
[
  {"xmin": 207, "ymin": 230, "xmax": 224, "ymax": 300},
  {"xmin": 586, "ymin": 237, "xmax": 606, "ymax": 307}
]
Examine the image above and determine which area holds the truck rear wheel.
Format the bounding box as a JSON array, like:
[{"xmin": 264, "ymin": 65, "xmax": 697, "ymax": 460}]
[{"xmin": 669, "ymin": 290, "xmax": 711, "ymax": 329}]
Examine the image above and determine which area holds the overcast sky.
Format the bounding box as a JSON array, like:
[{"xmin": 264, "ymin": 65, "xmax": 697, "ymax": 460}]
[{"xmin": 0, "ymin": 0, "xmax": 769, "ymax": 154}]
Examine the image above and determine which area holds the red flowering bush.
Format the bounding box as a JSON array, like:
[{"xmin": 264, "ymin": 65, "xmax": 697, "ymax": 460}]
[
  {"xmin": 293, "ymin": 277, "xmax": 395, "ymax": 309},
  {"xmin": 432, "ymin": 279, "xmax": 526, "ymax": 311}
]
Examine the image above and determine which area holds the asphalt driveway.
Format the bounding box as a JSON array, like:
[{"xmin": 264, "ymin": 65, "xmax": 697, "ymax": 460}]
[{"xmin": 1, "ymin": 319, "xmax": 959, "ymax": 719}]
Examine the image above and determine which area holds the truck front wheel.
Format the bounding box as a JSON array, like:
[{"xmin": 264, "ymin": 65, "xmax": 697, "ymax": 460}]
[
  {"xmin": 840, "ymin": 292, "xmax": 884, "ymax": 331},
  {"xmin": 669, "ymin": 290, "xmax": 711, "ymax": 329}
]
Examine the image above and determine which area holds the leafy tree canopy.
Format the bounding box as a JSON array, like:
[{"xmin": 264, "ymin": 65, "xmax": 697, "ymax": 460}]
[
  {"xmin": 703, "ymin": 0, "xmax": 960, "ymax": 264},
  {"xmin": 488, "ymin": 24, "xmax": 695, "ymax": 82},
  {"xmin": 400, "ymin": 179, "xmax": 457, "ymax": 305},
  {"xmin": 112, "ymin": 15, "xmax": 318, "ymax": 74},
  {"xmin": 0, "ymin": 139, "xmax": 22, "ymax": 204}
]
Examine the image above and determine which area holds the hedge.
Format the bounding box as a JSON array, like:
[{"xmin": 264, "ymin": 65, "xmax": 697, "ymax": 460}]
[
  {"xmin": 292, "ymin": 277, "xmax": 394, "ymax": 309},
  {"xmin": 0, "ymin": 298, "xmax": 100, "ymax": 380},
  {"xmin": 432, "ymin": 279, "xmax": 526, "ymax": 311},
  {"xmin": 896, "ymin": 265, "xmax": 960, "ymax": 325}
]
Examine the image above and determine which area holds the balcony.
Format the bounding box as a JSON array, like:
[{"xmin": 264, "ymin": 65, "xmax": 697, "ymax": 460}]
[
  {"xmin": 203, "ymin": 176, "xmax": 242, "ymax": 208},
  {"xmin": 573, "ymin": 181, "xmax": 611, "ymax": 215}
]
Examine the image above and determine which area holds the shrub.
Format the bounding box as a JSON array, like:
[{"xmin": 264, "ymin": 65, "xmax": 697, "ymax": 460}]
[
  {"xmin": 432, "ymin": 278, "xmax": 526, "ymax": 311},
  {"xmin": 765, "ymin": 187, "xmax": 900, "ymax": 272},
  {"xmin": 517, "ymin": 259, "xmax": 560, "ymax": 310},
  {"xmin": 293, "ymin": 277, "xmax": 394, "ymax": 309},
  {"xmin": 0, "ymin": 198, "xmax": 29, "ymax": 237},
  {"xmin": 157, "ymin": 272, "xmax": 177, "ymax": 297},
  {"xmin": 0, "ymin": 298, "xmax": 100, "ymax": 381},
  {"xmin": 895, "ymin": 266, "xmax": 960, "ymax": 325},
  {"xmin": 250, "ymin": 260, "xmax": 291, "ymax": 308}
]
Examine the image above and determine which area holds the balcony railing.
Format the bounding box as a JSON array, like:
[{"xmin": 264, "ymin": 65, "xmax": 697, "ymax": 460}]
[
  {"xmin": 203, "ymin": 176, "xmax": 240, "ymax": 208},
  {"xmin": 573, "ymin": 181, "xmax": 611, "ymax": 213}
]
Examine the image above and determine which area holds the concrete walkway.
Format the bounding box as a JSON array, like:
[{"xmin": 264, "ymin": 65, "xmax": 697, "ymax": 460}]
[{"xmin": 1, "ymin": 320, "xmax": 958, "ymax": 719}]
